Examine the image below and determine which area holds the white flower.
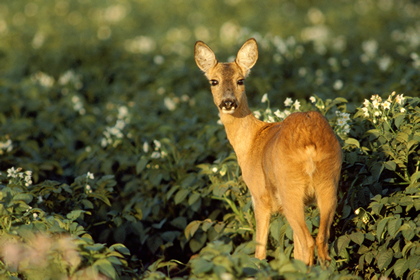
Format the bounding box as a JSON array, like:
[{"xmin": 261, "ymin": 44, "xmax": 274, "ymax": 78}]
[
  {"xmin": 341, "ymin": 112, "xmax": 350, "ymax": 120},
  {"xmin": 374, "ymin": 111, "xmax": 381, "ymax": 116},
  {"xmin": 363, "ymin": 99, "xmax": 370, "ymax": 107},
  {"xmin": 153, "ymin": 140, "xmax": 161, "ymax": 150},
  {"xmin": 154, "ymin": 55, "xmax": 164, "ymax": 65},
  {"xmin": 381, "ymin": 101, "xmax": 391, "ymax": 110},
  {"xmin": 333, "ymin": 80, "xmax": 343, "ymax": 90},
  {"xmin": 253, "ymin": 110, "xmax": 261, "ymax": 119},
  {"xmin": 87, "ymin": 172, "xmax": 94, "ymax": 180},
  {"xmin": 274, "ymin": 109, "xmax": 284, "ymax": 119},
  {"xmin": 143, "ymin": 142, "xmax": 150, "ymax": 153},
  {"xmin": 370, "ymin": 94, "xmax": 382, "ymax": 103},
  {"xmin": 115, "ymin": 120, "xmax": 126, "ymax": 130},
  {"xmin": 7, "ymin": 167, "xmax": 18, "ymax": 178},
  {"xmin": 164, "ymin": 97, "xmax": 177, "ymax": 111},
  {"xmin": 343, "ymin": 124, "xmax": 350, "ymax": 134},
  {"xmin": 220, "ymin": 272, "xmax": 234, "ymax": 280},
  {"xmin": 284, "ymin": 97, "xmax": 293, "ymax": 107},
  {"xmin": 395, "ymin": 94, "xmax": 405, "ymax": 105},
  {"xmin": 0, "ymin": 139, "xmax": 13, "ymax": 153},
  {"xmin": 336, "ymin": 118, "xmax": 346, "ymax": 127},
  {"xmin": 118, "ymin": 106, "xmax": 129, "ymax": 119},
  {"xmin": 362, "ymin": 107, "xmax": 369, "ymax": 117},
  {"xmin": 151, "ymin": 151, "xmax": 161, "ymax": 159},
  {"xmin": 85, "ymin": 185, "xmax": 92, "ymax": 193},
  {"xmin": 372, "ymin": 99, "xmax": 380, "ymax": 109},
  {"xmin": 400, "ymin": 108, "xmax": 406, "ymax": 113},
  {"xmin": 212, "ymin": 167, "xmax": 218, "ymax": 173},
  {"xmin": 293, "ymin": 100, "xmax": 301, "ymax": 110},
  {"xmin": 335, "ymin": 111, "xmax": 350, "ymax": 121},
  {"xmin": 31, "ymin": 72, "xmax": 54, "ymax": 88},
  {"xmin": 261, "ymin": 93, "xmax": 268, "ymax": 103},
  {"xmin": 24, "ymin": 176, "xmax": 32, "ymax": 187},
  {"xmin": 309, "ymin": 96, "xmax": 316, "ymax": 103}
]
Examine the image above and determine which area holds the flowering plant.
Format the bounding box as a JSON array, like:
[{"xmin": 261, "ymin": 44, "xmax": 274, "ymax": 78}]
[{"xmin": 359, "ymin": 92, "xmax": 406, "ymax": 125}]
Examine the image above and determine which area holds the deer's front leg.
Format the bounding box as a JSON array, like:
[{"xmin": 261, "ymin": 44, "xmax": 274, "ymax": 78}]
[{"xmin": 253, "ymin": 199, "xmax": 271, "ymax": 260}]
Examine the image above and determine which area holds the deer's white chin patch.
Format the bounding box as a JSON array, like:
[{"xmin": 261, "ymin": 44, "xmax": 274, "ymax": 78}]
[{"xmin": 221, "ymin": 108, "xmax": 236, "ymax": 114}]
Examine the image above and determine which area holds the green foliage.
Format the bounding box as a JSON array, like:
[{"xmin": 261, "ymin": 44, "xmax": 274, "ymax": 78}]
[
  {"xmin": 0, "ymin": 0, "xmax": 419, "ymax": 279},
  {"xmin": 0, "ymin": 169, "xmax": 131, "ymax": 279}
]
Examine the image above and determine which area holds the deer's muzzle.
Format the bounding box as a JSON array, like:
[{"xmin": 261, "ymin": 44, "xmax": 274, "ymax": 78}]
[{"xmin": 219, "ymin": 99, "xmax": 238, "ymax": 114}]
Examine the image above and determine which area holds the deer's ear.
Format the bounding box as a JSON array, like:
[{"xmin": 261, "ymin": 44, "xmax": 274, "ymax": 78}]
[
  {"xmin": 235, "ymin": 38, "xmax": 258, "ymax": 76},
  {"xmin": 194, "ymin": 41, "xmax": 218, "ymax": 73}
]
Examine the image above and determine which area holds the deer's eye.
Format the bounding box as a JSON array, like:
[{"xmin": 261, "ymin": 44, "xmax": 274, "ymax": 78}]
[
  {"xmin": 237, "ymin": 79, "xmax": 244, "ymax": 86},
  {"xmin": 210, "ymin": 80, "xmax": 219, "ymax": 86}
]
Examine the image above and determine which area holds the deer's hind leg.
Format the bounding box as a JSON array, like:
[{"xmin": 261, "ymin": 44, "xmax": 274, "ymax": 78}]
[
  {"xmin": 314, "ymin": 179, "xmax": 337, "ymax": 264},
  {"xmin": 280, "ymin": 177, "xmax": 315, "ymax": 265}
]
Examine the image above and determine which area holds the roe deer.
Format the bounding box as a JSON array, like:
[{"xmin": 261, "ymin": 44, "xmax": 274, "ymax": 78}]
[{"xmin": 194, "ymin": 38, "xmax": 342, "ymax": 265}]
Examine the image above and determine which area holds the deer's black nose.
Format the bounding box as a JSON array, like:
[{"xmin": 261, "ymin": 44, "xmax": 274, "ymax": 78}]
[{"xmin": 219, "ymin": 99, "xmax": 238, "ymax": 111}]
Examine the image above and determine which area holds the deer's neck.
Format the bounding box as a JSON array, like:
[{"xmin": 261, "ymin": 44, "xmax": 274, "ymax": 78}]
[{"xmin": 220, "ymin": 108, "xmax": 265, "ymax": 165}]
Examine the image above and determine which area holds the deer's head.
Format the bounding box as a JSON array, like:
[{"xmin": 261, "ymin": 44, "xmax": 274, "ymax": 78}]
[{"xmin": 194, "ymin": 38, "xmax": 258, "ymax": 116}]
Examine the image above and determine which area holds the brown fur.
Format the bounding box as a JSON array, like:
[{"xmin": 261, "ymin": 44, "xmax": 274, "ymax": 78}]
[{"xmin": 194, "ymin": 38, "xmax": 342, "ymax": 265}]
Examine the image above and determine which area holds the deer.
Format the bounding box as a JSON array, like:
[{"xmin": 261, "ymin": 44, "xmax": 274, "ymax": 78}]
[{"xmin": 194, "ymin": 38, "xmax": 342, "ymax": 266}]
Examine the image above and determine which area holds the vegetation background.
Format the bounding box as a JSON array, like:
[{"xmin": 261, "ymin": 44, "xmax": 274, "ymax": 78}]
[{"xmin": 0, "ymin": 0, "xmax": 419, "ymax": 279}]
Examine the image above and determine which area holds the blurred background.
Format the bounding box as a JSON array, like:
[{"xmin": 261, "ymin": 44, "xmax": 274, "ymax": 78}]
[
  {"xmin": 1, "ymin": 0, "xmax": 419, "ymax": 105},
  {"xmin": 0, "ymin": 1, "xmax": 419, "ymax": 277}
]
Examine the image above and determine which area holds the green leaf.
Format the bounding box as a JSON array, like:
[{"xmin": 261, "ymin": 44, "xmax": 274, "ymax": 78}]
[
  {"xmin": 107, "ymin": 256, "xmax": 122, "ymax": 265},
  {"xmin": 383, "ymin": 161, "xmax": 396, "ymax": 171},
  {"xmin": 89, "ymin": 193, "xmax": 111, "ymax": 206},
  {"xmin": 161, "ymin": 231, "xmax": 180, "ymax": 243},
  {"xmin": 377, "ymin": 217, "xmax": 391, "ymax": 242},
  {"xmin": 94, "ymin": 258, "xmax": 116, "ymax": 279},
  {"xmin": 365, "ymin": 252, "xmax": 374, "ymax": 264},
  {"xmin": 13, "ymin": 193, "xmax": 33, "ymax": 204},
  {"xmin": 85, "ymin": 243, "xmax": 106, "ymax": 251},
  {"xmin": 188, "ymin": 192, "xmax": 201, "ymax": 206},
  {"xmin": 408, "ymin": 255, "xmax": 420, "ymax": 271},
  {"xmin": 136, "ymin": 156, "xmax": 148, "ymax": 174},
  {"xmin": 332, "ymin": 97, "xmax": 348, "ymax": 104},
  {"xmin": 81, "ymin": 199, "xmax": 94, "ymax": 209},
  {"xmin": 110, "ymin": 243, "xmax": 131, "ymax": 255},
  {"xmin": 344, "ymin": 137, "xmax": 360, "ymax": 148},
  {"xmin": 407, "ymin": 139, "xmax": 419, "ymax": 153},
  {"xmin": 371, "ymin": 201, "xmax": 383, "ymax": 215},
  {"xmin": 393, "ymin": 258, "xmax": 409, "ymax": 277},
  {"xmin": 410, "ymin": 171, "xmax": 420, "ymax": 184},
  {"xmin": 189, "ymin": 231, "xmax": 207, "ymax": 253},
  {"xmin": 349, "ymin": 231, "xmax": 364, "ymax": 245},
  {"xmin": 400, "ymin": 222, "xmax": 415, "ymax": 241},
  {"xmin": 402, "ymin": 241, "xmax": 415, "ymax": 257},
  {"xmin": 388, "ymin": 217, "xmax": 402, "ymax": 238},
  {"xmin": 66, "ymin": 210, "xmax": 89, "ymax": 220},
  {"xmin": 201, "ymin": 219, "xmax": 214, "ymax": 232},
  {"xmin": 394, "ymin": 114, "xmax": 406, "ymax": 129},
  {"xmin": 174, "ymin": 188, "xmax": 189, "ymax": 205},
  {"xmin": 191, "ymin": 258, "xmax": 213, "ymax": 275},
  {"xmin": 170, "ymin": 216, "xmax": 187, "ymax": 230},
  {"xmin": 396, "ymin": 131, "xmax": 409, "ymax": 143},
  {"xmin": 336, "ymin": 235, "xmax": 350, "ymax": 256},
  {"xmin": 377, "ymin": 248, "xmax": 393, "ymax": 271},
  {"xmin": 185, "ymin": 220, "xmax": 201, "ymax": 239}
]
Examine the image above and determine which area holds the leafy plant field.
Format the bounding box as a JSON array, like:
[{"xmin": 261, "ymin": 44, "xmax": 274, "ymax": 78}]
[{"xmin": 0, "ymin": 0, "xmax": 419, "ymax": 279}]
